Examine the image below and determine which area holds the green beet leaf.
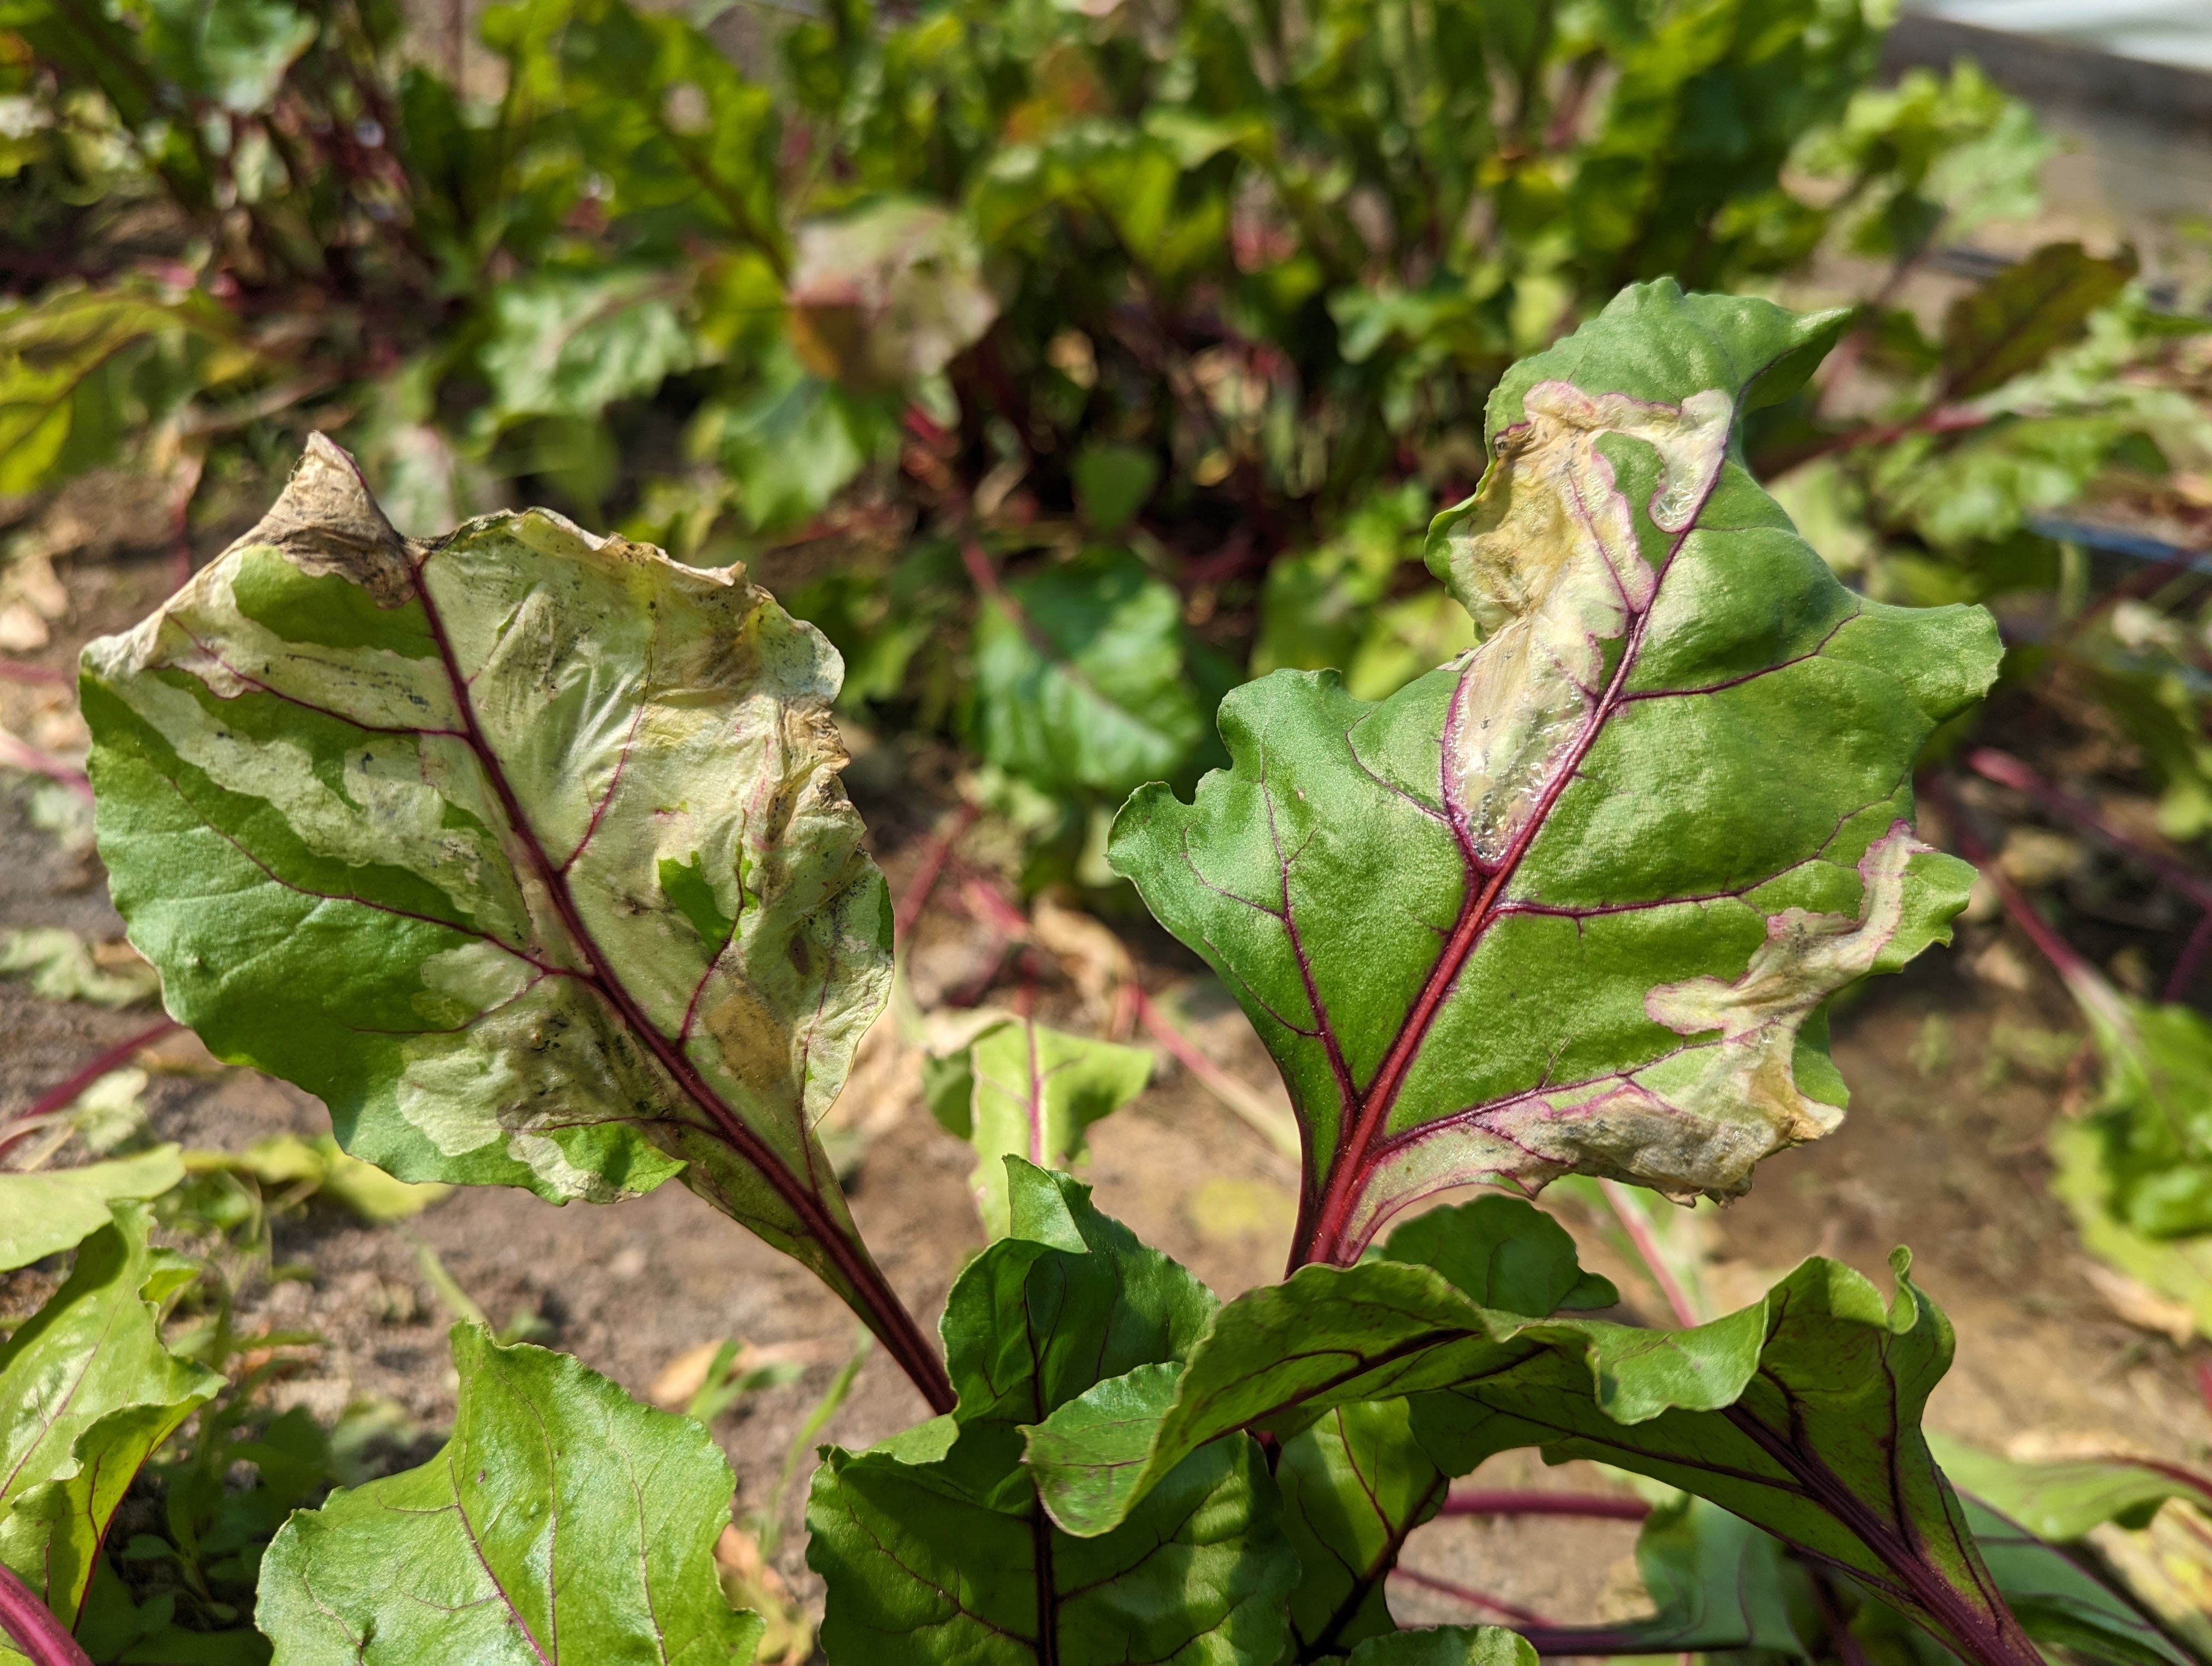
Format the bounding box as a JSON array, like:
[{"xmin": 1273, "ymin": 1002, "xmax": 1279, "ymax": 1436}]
[
  {"xmin": 0, "ymin": 1146, "xmax": 183, "ymax": 1270},
  {"xmin": 1931, "ymin": 1437, "xmax": 2212, "ymax": 1542},
  {"xmin": 1522, "ymin": 1486, "xmax": 2187, "ymax": 1666},
  {"xmin": 80, "ymin": 435, "xmax": 943, "ymax": 1396},
  {"xmin": 480, "ymin": 268, "xmax": 701, "ymax": 424},
  {"xmin": 1523, "ymin": 1492, "xmax": 1815, "ymax": 1656},
  {"xmin": 256, "ymin": 1324, "xmax": 760, "ymax": 1664},
  {"xmin": 2051, "ymin": 1118, "xmax": 2212, "ymax": 1343},
  {"xmin": 1276, "ymin": 1400, "xmax": 1448, "ymax": 1659},
  {"xmin": 0, "ymin": 1203, "xmax": 220, "ymax": 1643},
  {"xmin": 1025, "ymin": 1244, "xmax": 2040, "ymax": 1666},
  {"xmin": 1375, "ymin": 1194, "xmax": 1617, "ymax": 1315},
  {"xmin": 1939, "ymin": 241, "xmax": 2137, "ymax": 402},
  {"xmin": 1274, "ymin": 1205, "xmax": 1608, "ymax": 1660},
  {"xmin": 972, "ymin": 547, "xmax": 1220, "ymax": 798},
  {"xmin": 923, "ymin": 1014, "xmax": 1152, "ymax": 1237},
  {"xmin": 1957, "ymin": 1497, "xmax": 2196, "ymax": 1666},
  {"xmin": 1108, "ymin": 282, "xmax": 1998, "ymax": 1265},
  {"xmin": 807, "ymin": 1161, "xmax": 1294, "ymax": 1664},
  {"xmin": 1342, "ymin": 1628, "xmax": 1535, "ymax": 1666}
]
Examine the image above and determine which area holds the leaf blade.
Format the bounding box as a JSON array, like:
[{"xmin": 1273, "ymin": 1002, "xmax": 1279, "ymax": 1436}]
[
  {"xmin": 256, "ymin": 1324, "xmax": 762, "ymax": 1664},
  {"xmin": 1109, "ymin": 282, "xmax": 1997, "ymax": 1263},
  {"xmin": 82, "ymin": 435, "xmax": 940, "ymax": 1402}
]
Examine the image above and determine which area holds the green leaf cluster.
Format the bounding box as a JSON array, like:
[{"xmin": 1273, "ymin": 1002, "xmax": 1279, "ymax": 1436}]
[{"xmin": 2, "ymin": 0, "xmax": 2111, "ymax": 843}]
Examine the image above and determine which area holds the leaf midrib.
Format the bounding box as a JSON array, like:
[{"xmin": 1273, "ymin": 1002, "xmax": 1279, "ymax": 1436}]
[
  {"xmin": 404, "ymin": 552, "xmax": 894, "ymax": 1337},
  {"xmin": 1301, "ymin": 455, "xmax": 1713, "ymax": 1265}
]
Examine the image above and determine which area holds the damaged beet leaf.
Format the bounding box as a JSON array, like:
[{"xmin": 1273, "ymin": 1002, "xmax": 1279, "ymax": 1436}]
[
  {"xmin": 806, "ymin": 1161, "xmax": 1293, "ymax": 1665},
  {"xmin": 80, "ymin": 435, "xmax": 949, "ymax": 1408},
  {"xmin": 1109, "ymin": 282, "xmax": 1999, "ymax": 1265}
]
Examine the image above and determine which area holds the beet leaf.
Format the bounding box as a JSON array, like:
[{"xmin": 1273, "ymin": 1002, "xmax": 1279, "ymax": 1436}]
[
  {"xmin": 257, "ymin": 1324, "xmax": 762, "ymax": 1664},
  {"xmin": 1108, "ymin": 283, "xmax": 2000, "ymax": 1266},
  {"xmin": 80, "ymin": 437, "xmax": 949, "ymax": 1408},
  {"xmin": 1024, "ymin": 1246, "xmax": 2042, "ymax": 1666},
  {"xmin": 806, "ymin": 1161, "xmax": 1293, "ymax": 1664},
  {"xmin": 0, "ymin": 1206, "xmax": 218, "ymax": 1653}
]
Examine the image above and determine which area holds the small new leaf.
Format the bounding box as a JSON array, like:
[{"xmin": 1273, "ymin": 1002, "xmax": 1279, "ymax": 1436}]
[
  {"xmin": 257, "ymin": 1324, "xmax": 763, "ymax": 1664},
  {"xmin": 926, "ymin": 1016, "xmax": 1152, "ymax": 1236}
]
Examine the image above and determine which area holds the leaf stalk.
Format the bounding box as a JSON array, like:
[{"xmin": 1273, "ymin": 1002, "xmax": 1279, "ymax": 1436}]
[{"xmin": 0, "ymin": 1564, "xmax": 92, "ymax": 1666}]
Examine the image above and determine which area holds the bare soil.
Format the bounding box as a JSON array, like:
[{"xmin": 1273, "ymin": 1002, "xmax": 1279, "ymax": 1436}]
[{"xmin": 4, "ymin": 543, "xmax": 2208, "ymax": 1641}]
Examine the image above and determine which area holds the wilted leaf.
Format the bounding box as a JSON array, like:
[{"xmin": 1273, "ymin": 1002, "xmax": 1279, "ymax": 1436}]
[
  {"xmin": 1025, "ymin": 1240, "xmax": 2042, "ymax": 1666},
  {"xmin": 973, "ymin": 547, "xmax": 1216, "ymax": 797},
  {"xmin": 0, "ymin": 1146, "xmax": 183, "ymax": 1269},
  {"xmin": 82, "ymin": 437, "xmax": 936, "ymax": 1394},
  {"xmin": 0, "ymin": 1204, "xmax": 220, "ymax": 1638},
  {"xmin": 807, "ymin": 1161, "xmax": 1294, "ymax": 1665},
  {"xmin": 1111, "ymin": 284, "xmax": 1996, "ymax": 1263},
  {"xmin": 1941, "ymin": 243, "xmax": 2137, "ymax": 401},
  {"xmin": 924, "ymin": 1015, "xmax": 1151, "ymax": 1236},
  {"xmin": 257, "ymin": 1324, "xmax": 764, "ymax": 1664}
]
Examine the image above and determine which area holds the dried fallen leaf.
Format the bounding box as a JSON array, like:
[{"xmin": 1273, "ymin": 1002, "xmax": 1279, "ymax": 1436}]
[
  {"xmin": 2081, "ymin": 1260, "xmax": 2196, "ymax": 1346},
  {"xmin": 1031, "ymin": 896, "xmax": 1133, "ymax": 1022},
  {"xmin": 714, "ymin": 1523, "xmax": 813, "ymax": 1666},
  {"xmin": 652, "ymin": 1340, "xmax": 730, "ymax": 1409}
]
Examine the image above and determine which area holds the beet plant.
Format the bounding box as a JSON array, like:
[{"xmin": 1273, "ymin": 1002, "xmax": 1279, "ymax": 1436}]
[{"xmin": 4, "ymin": 283, "xmax": 2194, "ymax": 1666}]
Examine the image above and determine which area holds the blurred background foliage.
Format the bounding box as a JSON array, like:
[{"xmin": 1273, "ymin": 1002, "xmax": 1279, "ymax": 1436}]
[{"xmin": 14, "ymin": 0, "xmax": 2212, "ymax": 1379}]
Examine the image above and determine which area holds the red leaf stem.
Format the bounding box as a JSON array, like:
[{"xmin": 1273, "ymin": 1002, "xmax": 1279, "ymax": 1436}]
[
  {"xmin": 0, "ymin": 731, "xmax": 92, "ymax": 800},
  {"xmin": 1598, "ymin": 1177, "xmax": 1700, "ymax": 1327},
  {"xmin": 1439, "ymin": 1488, "xmax": 1651, "ymax": 1522},
  {"xmin": 1927, "ymin": 777, "xmax": 2093, "ymax": 986},
  {"xmin": 0, "ymin": 1016, "xmax": 182, "ymax": 1161},
  {"xmin": 1966, "ymin": 748, "xmax": 2212, "ymax": 910},
  {"xmin": 893, "ymin": 802, "xmax": 979, "ymax": 946},
  {"xmin": 1388, "ymin": 1564, "xmax": 1554, "ymax": 1627},
  {"xmin": 0, "ymin": 1564, "xmax": 92, "ymax": 1666},
  {"xmin": 0, "ymin": 662, "xmax": 69, "ymax": 687},
  {"xmin": 2167, "ymin": 911, "xmax": 2212, "ymax": 1004}
]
